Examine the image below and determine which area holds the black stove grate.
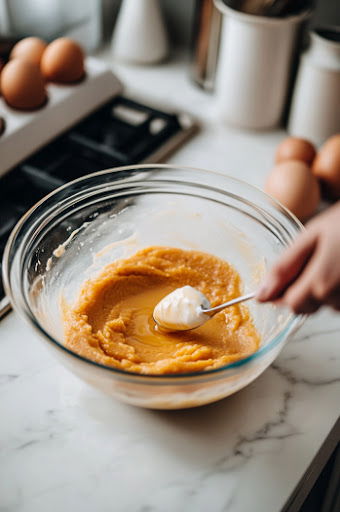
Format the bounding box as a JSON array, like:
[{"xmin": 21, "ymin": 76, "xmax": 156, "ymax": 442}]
[{"xmin": 0, "ymin": 95, "xmax": 193, "ymax": 314}]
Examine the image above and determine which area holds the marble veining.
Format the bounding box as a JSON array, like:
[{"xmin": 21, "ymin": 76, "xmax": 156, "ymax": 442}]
[
  {"xmin": 1, "ymin": 308, "xmax": 340, "ymax": 512},
  {"xmin": 272, "ymin": 362, "xmax": 340, "ymax": 387},
  {"xmin": 0, "ymin": 374, "xmax": 19, "ymax": 385}
]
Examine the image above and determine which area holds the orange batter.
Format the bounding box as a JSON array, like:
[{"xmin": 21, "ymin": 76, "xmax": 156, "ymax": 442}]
[{"xmin": 63, "ymin": 246, "xmax": 260, "ymax": 374}]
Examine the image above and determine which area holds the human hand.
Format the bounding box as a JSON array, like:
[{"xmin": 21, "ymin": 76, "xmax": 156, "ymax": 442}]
[{"xmin": 257, "ymin": 201, "xmax": 340, "ymax": 314}]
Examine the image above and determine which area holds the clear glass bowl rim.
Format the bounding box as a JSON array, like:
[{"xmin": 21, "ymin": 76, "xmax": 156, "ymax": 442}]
[{"xmin": 3, "ymin": 163, "xmax": 305, "ymax": 381}]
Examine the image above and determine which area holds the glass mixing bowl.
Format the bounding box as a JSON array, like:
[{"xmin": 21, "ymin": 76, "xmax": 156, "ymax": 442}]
[{"xmin": 3, "ymin": 165, "xmax": 305, "ymax": 409}]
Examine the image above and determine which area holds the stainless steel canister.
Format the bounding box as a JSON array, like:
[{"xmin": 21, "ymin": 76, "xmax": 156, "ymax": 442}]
[{"xmin": 190, "ymin": 0, "xmax": 222, "ymax": 91}]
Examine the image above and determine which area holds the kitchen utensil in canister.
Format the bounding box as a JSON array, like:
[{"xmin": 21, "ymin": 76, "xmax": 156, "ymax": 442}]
[{"xmin": 190, "ymin": 0, "xmax": 222, "ymax": 91}]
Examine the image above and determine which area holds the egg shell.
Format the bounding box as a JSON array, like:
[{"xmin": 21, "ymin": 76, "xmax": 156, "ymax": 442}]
[
  {"xmin": 275, "ymin": 137, "xmax": 316, "ymax": 165},
  {"xmin": 312, "ymin": 134, "xmax": 340, "ymax": 199},
  {"xmin": 10, "ymin": 37, "xmax": 47, "ymax": 66},
  {"xmin": 41, "ymin": 38, "xmax": 85, "ymax": 83},
  {"xmin": 0, "ymin": 59, "xmax": 47, "ymax": 110},
  {"xmin": 265, "ymin": 160, "xmax": 320, "ymax": 221}
]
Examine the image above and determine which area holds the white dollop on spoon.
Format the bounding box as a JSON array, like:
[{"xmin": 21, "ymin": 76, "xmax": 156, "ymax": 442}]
[{"xmin": 153, "ymin": 285, "xmax": 255, "ymax": 332}]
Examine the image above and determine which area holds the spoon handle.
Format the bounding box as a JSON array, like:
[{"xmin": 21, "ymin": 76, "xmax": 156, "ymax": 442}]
[{"xmin": 202, "ymin": 292, "xmax": 256, "ymax": 314}]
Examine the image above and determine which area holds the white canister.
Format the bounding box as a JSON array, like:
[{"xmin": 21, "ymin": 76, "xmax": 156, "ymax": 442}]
[
  {"xmin": 288, "ymin": 27, "xmax": 340, "ymax": 146},
  {"xmin": 214, "ymin": 0, "xmax": 311, "ymax": 130}
]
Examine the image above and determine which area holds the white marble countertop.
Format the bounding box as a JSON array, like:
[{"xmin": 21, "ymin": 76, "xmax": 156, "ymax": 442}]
[{"xmin": 1, "ymin": 50, "xmax": 339, "ymax": 512}]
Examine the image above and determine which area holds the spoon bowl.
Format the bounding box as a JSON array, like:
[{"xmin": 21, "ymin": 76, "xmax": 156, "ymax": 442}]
[{"xmin": 153, "ymin": 287, "xmax": 256, "ymax": 332}]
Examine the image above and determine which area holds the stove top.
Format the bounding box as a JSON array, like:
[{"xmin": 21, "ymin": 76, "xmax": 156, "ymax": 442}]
[{"xmin": 0, "ymin": 95, "xmax": 197, "ymax": 317}]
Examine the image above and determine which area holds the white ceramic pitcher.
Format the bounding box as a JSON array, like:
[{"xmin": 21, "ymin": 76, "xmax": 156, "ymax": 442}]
[{"xmin": 111, "ymin": 0, "xmax": 169, "ymax": 65}]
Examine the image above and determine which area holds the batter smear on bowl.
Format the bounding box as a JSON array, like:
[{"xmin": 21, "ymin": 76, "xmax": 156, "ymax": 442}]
[{"xmin": 63, "ymin": 246, "xmax": 260, "ymax": 374}]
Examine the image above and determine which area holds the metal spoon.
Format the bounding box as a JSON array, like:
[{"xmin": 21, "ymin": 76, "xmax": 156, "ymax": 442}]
[
  {"xmin": 153, "ymin": 287, "xmax": 256, "ymax": 332},
  {"xmin": 201, "ymin": 291, "xmax": 256, "ymax": 315}
]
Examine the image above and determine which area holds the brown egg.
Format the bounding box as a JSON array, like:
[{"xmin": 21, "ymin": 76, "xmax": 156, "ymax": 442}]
[
  {"xmin": 10, "ymin": 37, "xmax": 47, "ymax": 66},
  {"xmin": 41, "ymin": 38, "xmax": 85, "ymax": 83},
  {"xmin": 0, "ymin": 59, "xmax": 47, "ymax": 110},
  {"xmin": 313, "ymin": 134, "xmax": 340, "ymax": 199},
  {"xmin": 275, "ymin": 137, "xmax": 316, "ymax": 165},
  {"xmin": 265, "ymin": 160, "xmax": 320, "ymax": 221}
]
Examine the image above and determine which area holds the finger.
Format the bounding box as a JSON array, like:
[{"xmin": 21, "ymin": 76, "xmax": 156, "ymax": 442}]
[
  {"xmin": 279, "ymin": 241, "xmax": 329, "ymax": 313},
  {"xmin": 324, "ymin": 291, "xmax": 340, "ymax": 311},
  {"xmin": 309, "ymin": 239, "xmax": 340, "ymax": 302},
  {"xmin": 257, "ymin": 229, "xmax": 317, "ymax": 302},
  {"xmin": 269, "ymin": 295, "xmax": 321, "ymax": 315},
  {"xmin": 282, "ymin": 293, "xmax": 321, "ymax": 315}
]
